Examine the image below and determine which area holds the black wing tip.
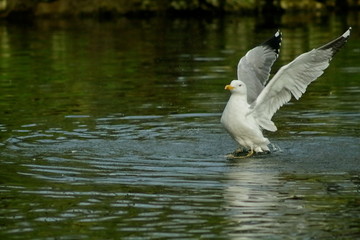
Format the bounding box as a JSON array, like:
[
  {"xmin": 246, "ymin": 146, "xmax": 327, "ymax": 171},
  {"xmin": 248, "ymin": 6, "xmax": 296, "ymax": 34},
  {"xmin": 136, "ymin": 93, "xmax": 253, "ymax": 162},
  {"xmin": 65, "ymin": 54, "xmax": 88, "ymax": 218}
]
[
  {"xmin": 319, "ymin": 27, "xmax": 351, "ymax": 54},
  {"xmin": 342, "ymin": 27, "xmax": 351, "ymax": 40},
  {"xmin": 262, "ymin": 29, "xmax": 282, "ymax": 55}
]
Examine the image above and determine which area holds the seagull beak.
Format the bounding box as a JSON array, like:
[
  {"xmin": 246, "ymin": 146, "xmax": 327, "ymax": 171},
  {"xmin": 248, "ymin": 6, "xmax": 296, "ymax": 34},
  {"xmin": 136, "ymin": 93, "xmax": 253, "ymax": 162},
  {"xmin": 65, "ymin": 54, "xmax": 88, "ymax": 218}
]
[{"xmin": 225, "ymin": 85, "xmax": 234, "ymax": 90}]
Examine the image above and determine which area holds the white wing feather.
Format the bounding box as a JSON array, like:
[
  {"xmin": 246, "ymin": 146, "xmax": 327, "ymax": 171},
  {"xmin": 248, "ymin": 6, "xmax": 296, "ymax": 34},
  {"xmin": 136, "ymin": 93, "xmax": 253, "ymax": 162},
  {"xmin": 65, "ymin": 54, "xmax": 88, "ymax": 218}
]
[
  {"xmin": 237, "ymin": 46, "xmax": 278, "ymax": 104},
  {"xmin": 237, "ymin": 30, "xmax": 281, "ymax": 104},
  {"xmin": 250, "ymin": 28, "xmax": 351, "ymax": 132}
]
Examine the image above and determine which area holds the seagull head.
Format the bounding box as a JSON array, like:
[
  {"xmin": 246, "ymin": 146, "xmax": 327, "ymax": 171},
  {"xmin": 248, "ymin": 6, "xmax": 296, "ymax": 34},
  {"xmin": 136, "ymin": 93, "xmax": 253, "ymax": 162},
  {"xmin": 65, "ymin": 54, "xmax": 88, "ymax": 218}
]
[{"xmin": 224, "ymin": 80, "xmax": 247, "ymax": 95}]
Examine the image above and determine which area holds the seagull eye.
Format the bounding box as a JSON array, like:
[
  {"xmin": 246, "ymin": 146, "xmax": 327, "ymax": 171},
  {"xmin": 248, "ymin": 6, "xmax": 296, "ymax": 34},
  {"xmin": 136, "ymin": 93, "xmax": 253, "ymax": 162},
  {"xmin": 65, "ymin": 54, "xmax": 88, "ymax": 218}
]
[{"xmin": 238, "ymin": 84, "xmax": 242, "ymax": 87}]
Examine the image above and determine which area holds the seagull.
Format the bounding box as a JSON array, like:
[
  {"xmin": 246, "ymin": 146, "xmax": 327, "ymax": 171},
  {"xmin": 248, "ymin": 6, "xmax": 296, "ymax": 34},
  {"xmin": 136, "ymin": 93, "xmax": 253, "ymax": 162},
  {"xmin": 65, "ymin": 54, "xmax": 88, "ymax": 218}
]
[{"xmin": 221, "ymin": 28, "xmax": 351, "ymax": 158}]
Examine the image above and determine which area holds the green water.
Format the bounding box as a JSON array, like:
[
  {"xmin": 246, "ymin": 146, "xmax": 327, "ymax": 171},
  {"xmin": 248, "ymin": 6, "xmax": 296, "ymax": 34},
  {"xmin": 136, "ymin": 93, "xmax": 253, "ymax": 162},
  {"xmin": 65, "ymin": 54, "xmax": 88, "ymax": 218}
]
[{"xmin": 0, "ymin": 13, "xmax": 359, "ymax": 239}]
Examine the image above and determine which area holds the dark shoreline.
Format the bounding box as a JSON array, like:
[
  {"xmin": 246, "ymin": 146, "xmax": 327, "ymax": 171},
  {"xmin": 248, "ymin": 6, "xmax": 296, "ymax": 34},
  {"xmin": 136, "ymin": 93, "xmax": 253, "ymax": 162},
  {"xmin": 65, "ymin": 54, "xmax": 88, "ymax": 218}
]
[{"xmin": 1, "ymin": 0, "xmax": 359, "ymax": 20}]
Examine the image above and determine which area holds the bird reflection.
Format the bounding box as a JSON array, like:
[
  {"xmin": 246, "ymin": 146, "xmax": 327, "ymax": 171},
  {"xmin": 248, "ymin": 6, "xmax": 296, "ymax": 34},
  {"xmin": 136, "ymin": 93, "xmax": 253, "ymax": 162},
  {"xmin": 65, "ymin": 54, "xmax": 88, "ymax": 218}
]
[{"xmin": 223, "ymin": 158, "xmax": 304, "ymax": 238}]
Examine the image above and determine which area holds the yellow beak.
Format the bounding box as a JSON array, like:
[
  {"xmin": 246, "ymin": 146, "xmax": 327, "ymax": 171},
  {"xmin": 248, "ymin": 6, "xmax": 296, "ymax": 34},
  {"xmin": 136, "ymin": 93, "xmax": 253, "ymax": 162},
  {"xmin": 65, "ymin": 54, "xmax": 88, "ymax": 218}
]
[{"xmin": 225, "ymin": 85, "xmax": 234, "ymax": 90}]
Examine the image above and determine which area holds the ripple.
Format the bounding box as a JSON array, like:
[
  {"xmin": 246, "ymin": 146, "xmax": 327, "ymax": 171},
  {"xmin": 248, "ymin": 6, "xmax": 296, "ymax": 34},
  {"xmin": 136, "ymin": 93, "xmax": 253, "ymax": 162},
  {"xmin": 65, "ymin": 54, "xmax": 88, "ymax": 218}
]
[
  {"xmin": 64, "ymin": 115, "xmax": 91, "ymax": 118},
  {"xmin": 341, "ymin": 66, "xmax": 360, "ymax": 73}
]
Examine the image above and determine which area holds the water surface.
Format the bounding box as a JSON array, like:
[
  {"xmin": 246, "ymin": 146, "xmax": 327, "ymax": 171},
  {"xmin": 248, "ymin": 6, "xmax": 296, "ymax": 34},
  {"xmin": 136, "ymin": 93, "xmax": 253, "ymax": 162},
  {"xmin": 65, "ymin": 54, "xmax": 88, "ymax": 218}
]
[{"xmin": 0, "ymin": 14, "xmax": 360, "ymax": 239}]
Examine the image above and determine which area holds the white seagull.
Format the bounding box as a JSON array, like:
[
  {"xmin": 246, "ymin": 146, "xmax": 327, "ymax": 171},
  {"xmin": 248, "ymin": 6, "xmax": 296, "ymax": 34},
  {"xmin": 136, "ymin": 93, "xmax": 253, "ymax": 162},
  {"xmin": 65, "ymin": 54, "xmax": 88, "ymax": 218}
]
[{"xmin": 221, "ymin": 28, "xmax": 351, "ymax": 158}]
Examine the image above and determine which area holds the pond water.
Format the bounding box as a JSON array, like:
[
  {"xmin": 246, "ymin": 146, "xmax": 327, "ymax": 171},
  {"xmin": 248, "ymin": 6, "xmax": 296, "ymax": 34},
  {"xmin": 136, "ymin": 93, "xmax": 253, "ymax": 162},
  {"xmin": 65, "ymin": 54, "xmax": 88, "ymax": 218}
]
[{"xmin": 0, "ymin": 13, "xmax": 359, "ymax": 239}]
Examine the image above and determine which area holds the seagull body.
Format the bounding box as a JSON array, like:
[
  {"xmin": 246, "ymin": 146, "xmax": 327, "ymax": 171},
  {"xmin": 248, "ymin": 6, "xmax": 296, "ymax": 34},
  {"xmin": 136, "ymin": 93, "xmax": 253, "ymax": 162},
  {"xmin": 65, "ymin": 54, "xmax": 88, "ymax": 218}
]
[
  {"xmin": 221, "ymin": 84, "xmax": 270, "ymax": 153},
  {"xmin": 221, "ymin": 28, "xmax": 351, "ymax": 157}
]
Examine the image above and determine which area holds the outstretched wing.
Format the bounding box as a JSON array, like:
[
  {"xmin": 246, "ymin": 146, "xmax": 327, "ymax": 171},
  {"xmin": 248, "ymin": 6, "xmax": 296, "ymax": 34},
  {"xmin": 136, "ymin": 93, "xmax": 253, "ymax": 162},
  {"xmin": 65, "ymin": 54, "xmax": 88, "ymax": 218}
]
[
  {"xmin": 237, "ymin": 30, "xmax": 282, "ymax": 104},
  {"xmin": 250, "ymin": 28, "xmax": 351, "ymax": 132}
]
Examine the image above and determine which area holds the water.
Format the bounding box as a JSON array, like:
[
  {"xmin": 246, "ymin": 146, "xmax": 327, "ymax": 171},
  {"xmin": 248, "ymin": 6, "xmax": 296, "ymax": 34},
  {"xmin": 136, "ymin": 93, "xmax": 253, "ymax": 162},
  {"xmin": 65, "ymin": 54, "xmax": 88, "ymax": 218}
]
[{"xmin": 1, "ymin": 14, "xmax": 360, "ymax": 239}]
